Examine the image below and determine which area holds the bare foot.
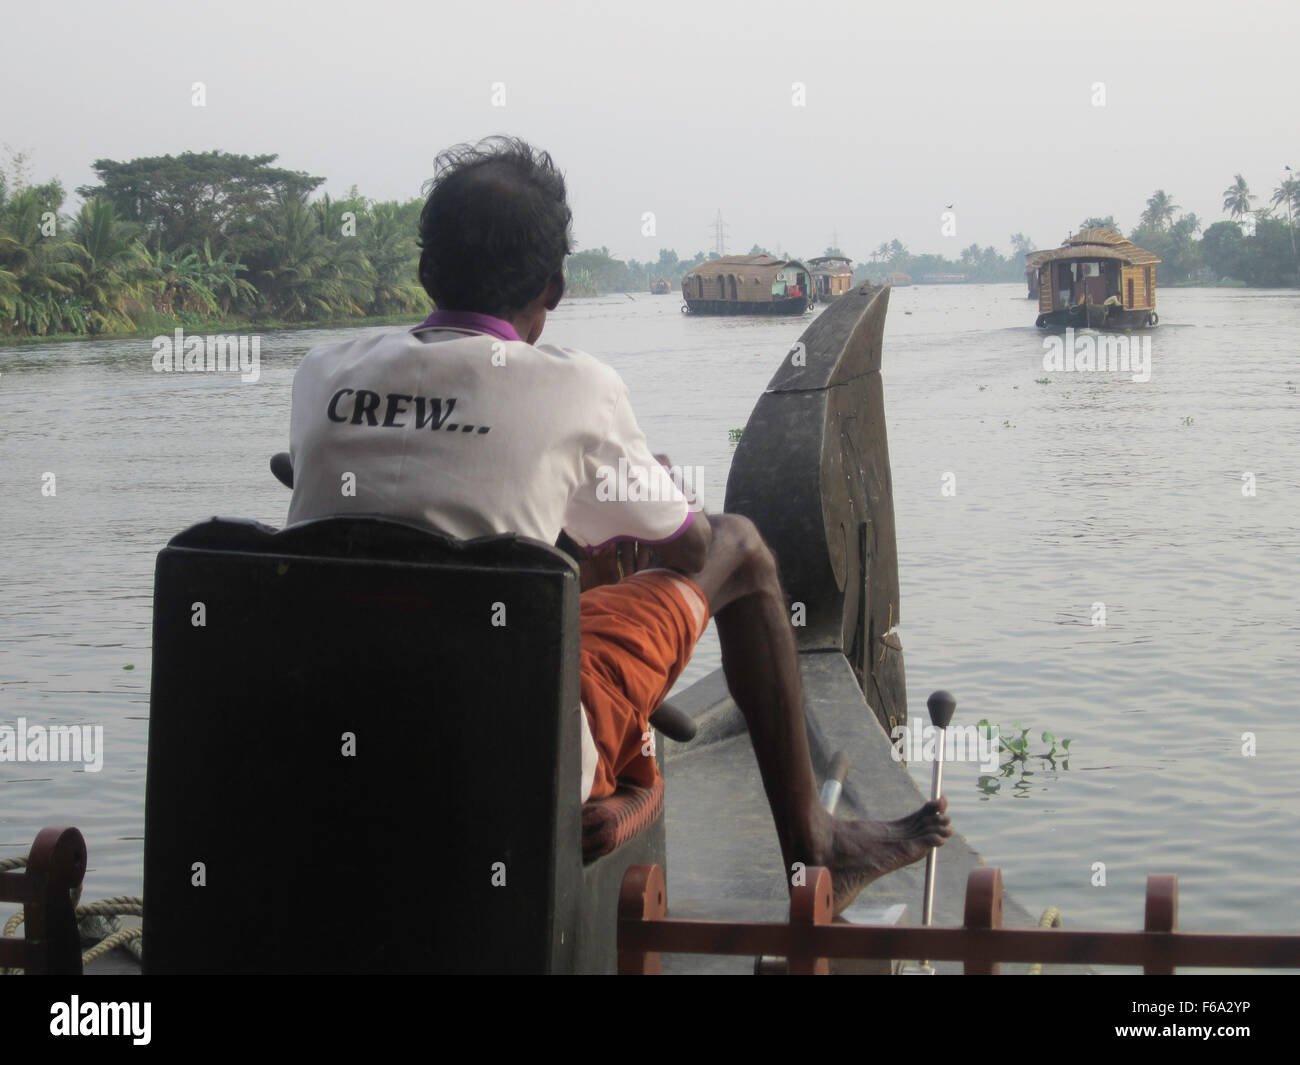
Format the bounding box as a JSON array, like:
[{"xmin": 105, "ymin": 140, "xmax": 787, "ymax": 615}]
[{"xmin": 804, "ymin": 797, "xmax": 952, "ymax": 915}]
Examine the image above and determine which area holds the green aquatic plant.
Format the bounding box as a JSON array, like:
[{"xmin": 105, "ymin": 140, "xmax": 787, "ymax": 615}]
[
  {"xmin": 975, "ymin": 720, "xmax": 1072, "ymax": 798},
  {"xmin": 728, "ymin": 427, "xmax": 744, "ymax": 442}
]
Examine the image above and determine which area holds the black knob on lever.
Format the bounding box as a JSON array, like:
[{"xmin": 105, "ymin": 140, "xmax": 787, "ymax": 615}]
[
  {"xmin": 270, "ymin": 452, "xmax": 294, "ymax": 489},
  {"xmin": 926, "ymin": 690, "xmax": 956, "ymax": 729}
]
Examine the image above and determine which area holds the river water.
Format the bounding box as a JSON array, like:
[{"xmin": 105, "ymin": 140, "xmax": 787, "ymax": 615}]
[{"xmin": 2, "ymin": 283, "xmax": 1297, "ymax": 956}]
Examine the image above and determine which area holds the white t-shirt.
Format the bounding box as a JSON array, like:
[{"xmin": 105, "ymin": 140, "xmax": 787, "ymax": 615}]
[
  {"xmin": 287, "ymin": 327, "xmax": 691, "ymax": 547},
  {"xmin": 286, "ymin": 325, "xmax": 693, "ymax": 802}
]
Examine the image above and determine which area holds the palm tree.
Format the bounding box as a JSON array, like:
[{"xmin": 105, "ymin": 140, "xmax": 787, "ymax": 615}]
[
  {"xmin": 1079, "ymin": 216, "xmax": 1118, "ymax": 233},
  {"xmin": 68, "ymin": 198, "xmax": 150, "ymax": 332},
  {"xmin": 1009, "ymin": 233, "xmax": 1035, "ymax": 259},
  {"xmin": 1272, "ymin": 171, "xmax": 1298, "ymax": 261},
  {"xmin": 1222, "ymin": 174, "xmax": 1253, "ymax": 220},
  {"xmin": 1139, "ymin": 190, "xmax": 1180, "ymax": 230},
  {"xmin": 1271, "ymin": 176, "xmax": 1299, "ymax": 215},
  {"xmin": 246, "ymin": 194, "xmax": 373, "ymax": 321},
  {"xmin": 358, "ymin": 202, "xmax": 425, "ymax": 316},
  {"xmin": 0, "ymin": 183, "xmax": 86, "ymax": 335}
]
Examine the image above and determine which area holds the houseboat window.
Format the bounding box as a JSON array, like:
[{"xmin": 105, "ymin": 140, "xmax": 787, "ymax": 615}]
[
  {"xmin": 1127, "ymin": 278, "xmax": 1134, "ymax": 308},
  {"xmin": 1144, "ymin": 267, "xmax": 1152, "ymax": 306},
  {"xmin": 728, "ymin": 275, "xmax": 738, "ymax": 300}
]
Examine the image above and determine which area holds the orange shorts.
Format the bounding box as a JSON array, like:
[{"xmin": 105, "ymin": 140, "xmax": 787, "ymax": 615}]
[{"xmin": 580, "ymin": 570, "xmax": 709, "ymax": 800}]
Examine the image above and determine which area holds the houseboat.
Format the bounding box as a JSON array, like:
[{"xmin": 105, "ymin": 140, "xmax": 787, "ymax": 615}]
[
  {"xmin": 809, "ymin": 255, "xmax": 854, "ymax": 304},
  {"xmin": 649, "ymin": 277, "xmax": 671, "ymax": 295},
  {"xmin": 681, "ymin": 255, "xmax": 813, "ymax": 315},
  {"xmin": 1034, "ymin": 228, "xmax": 1160, "ymax": 329},
  {"xmin": 1025, "ymin": 250, "xmax": 1045, "ymax": 299}
]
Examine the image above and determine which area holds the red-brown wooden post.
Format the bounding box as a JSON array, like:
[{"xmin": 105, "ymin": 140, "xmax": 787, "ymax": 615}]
[
  {"xmin": 788, "ymin": 866, "xmax": 833, "ymax": 974},
  {"xmin": 963, "ymin": 866, "xmax": 1003, "ymax": 974},
  {"xmin": 1143, "ymin": 874, "xmax": 1178, "ymax": 975},
  {"xmin": 618, "ymin": 864, "xmax": 667, "ymax": 975}
]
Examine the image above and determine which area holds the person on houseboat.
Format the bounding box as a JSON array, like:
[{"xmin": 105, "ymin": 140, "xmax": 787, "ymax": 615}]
[{"xmin": 284, "ymin": 136, "xmax": 951, "ymax": 914}]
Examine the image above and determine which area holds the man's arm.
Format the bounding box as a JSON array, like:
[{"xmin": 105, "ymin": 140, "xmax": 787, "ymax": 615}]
[{"xmin": 655, "ymin": 510, "xmax": 711, "ymax": 574}]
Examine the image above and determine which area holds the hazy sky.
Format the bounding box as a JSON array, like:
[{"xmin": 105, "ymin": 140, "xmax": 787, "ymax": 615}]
[{"xmin": 3, "ymin": 0, "xmax": 1296, "ymax": 262}]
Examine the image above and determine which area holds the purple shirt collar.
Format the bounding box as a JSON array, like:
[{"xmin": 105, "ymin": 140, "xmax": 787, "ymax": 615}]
[{"xmin": 411, "ymin": 309, "xmax": 522, "ymax": 343}]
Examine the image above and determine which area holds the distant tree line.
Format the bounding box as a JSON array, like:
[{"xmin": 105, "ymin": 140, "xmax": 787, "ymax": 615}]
[
  {"xmin": 1, "ymin": 148, "xmax": 427, "ymax": 337},
  {"xmin": 858, "ymin": 176, "xmax": 1299, "ymax": 290},
  {"xmin": 5, "ymin": 149, "xmax": 1296, "ymax": 337},
  {"xmin": 1139, "ymin": 173, "xmax": 1300, "ymax": 286},
  {"xmin": 565, "ymin": 247, "xmax": 719, "ymax": 297},
  {"xmin": 857, "ymin": 235, "xmax": 1036, "ymax": 285}
]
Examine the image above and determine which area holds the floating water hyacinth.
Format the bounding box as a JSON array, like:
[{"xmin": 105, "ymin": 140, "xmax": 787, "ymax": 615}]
[{"xmin": 976, "ymin": 721, "xmax": 1072, "ymax": 799}]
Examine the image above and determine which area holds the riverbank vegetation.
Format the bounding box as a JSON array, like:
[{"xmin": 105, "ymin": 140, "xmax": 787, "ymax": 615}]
[
  {"xmin": 0, "ymin": 149, "xmax": 434, "ymax": 338},
  {"xmin": 3, "ymin": 147, "xmax": 1296, "ymax": 339}
]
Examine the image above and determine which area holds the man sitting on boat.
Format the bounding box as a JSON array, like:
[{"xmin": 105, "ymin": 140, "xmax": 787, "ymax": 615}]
[{"xmin": 284, "ymin": 136, "xmax": 950, "ymax": 913}]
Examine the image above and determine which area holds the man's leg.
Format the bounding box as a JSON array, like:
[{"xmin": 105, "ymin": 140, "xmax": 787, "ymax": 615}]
[{"xmin": 682, "ymin": 513, "xmax": 952, "ymax": 912}]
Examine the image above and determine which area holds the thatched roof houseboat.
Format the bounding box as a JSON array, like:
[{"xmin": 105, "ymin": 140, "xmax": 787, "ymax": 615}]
[
  {"xmin": 682, "ymin": 255, "xmax": 812, "ymax": 315},
  {"xmin": 1024, "ymin": 250, "xmax": 1046, "ymax": 299},
  {"xmin": 1034, "ymin": 229, "xmax": 1160, "ymax": 329},
  {"xmin": 808, "ymin": 255, "xmax": 854, "ymax": 304},
  {"xmin": 649, "ymin": 277, "xmax": 671, "ymax": 295}
]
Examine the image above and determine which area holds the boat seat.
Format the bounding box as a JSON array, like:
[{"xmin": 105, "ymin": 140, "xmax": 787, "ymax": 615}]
[
  {"xmin": 143, "ymin": 515, "xmax": 670, "ymax": 973},
  {"xmin": 582, "ymin": 778, "xmax": 665, "ymax": 862}
]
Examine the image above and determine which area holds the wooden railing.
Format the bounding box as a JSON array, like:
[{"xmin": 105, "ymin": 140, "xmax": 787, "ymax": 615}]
[
  {"xmin": 0, "ymin": 828, "xmax": 86, "ymax": 975},
  {"xmin": 617, "ymin": 864, "xmax": 1300, "ymax": 974}
]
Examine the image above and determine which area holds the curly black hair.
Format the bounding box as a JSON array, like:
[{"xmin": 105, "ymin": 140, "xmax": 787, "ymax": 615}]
[{"xmin": 417, "ymin": 136, "xmax": 573, "ymax": 317}]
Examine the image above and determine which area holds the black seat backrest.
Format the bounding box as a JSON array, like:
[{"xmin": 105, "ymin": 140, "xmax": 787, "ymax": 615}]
[{"xmin": 143, "ymin": 516, "xmax": 583, "ymax": 973}]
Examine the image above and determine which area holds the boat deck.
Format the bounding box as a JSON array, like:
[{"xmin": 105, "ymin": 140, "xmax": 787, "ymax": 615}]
[{"xmin": 660, "ymin": 654, "xmax": 1084, "ymax": 974}]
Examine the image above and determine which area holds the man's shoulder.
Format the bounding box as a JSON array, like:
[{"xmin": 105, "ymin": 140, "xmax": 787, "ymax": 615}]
[
  {"xmin": 298, "ymin": 329, "xmax": 418, "ymax": 373},
  {"xmin": 531, "ymin": 341, "xmax": 622, "ymax": 393}
]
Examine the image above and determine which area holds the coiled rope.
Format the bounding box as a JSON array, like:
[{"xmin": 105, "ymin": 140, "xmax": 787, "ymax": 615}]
[
  {"xmin": 1, "ymin": 857, "xmax": 143, "ymax": 973},
  {"xmin": 1026, "ymin": 905, "xmax": 1063, "ymax": 976}
]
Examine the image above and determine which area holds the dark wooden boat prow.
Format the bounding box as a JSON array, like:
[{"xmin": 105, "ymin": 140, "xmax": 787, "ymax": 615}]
[{"xmin": 660, "ymin": 282, "xmax": 1040, "ymax": 971}]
